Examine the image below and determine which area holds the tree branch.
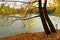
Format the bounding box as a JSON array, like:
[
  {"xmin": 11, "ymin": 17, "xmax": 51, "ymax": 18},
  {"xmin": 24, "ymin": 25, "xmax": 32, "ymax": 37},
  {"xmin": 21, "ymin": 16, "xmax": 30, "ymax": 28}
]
[
  {"xmin": 8, "ymin": 15, "xmax": 39, "ymax": 20},
  {"xmin": 44, "ymin": 0, "xmax": 47, "ymax": 8},
  {"xmin": 4, "ymin": 15, "xmax": 39, "ymax": 26}
]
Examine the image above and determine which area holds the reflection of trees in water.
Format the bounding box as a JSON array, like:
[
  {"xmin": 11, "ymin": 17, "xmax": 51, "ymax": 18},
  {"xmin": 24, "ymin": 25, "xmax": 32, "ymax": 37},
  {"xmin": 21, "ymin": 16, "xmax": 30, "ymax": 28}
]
[
  {"xmin": 0, "ymin": 14, "xmax": 39, "ymax": 27},
  {"xmin": 0, "ymin": 16, "xmax": 12, "ymax": 26},
  {"xmin": 51, "ymin": 16, "xmax": 60, "ymax": 30}
]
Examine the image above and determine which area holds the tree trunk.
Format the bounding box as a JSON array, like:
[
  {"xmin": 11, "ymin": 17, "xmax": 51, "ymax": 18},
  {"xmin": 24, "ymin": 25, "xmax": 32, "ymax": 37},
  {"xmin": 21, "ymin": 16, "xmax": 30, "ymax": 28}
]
[
  {"xmin": 43, "ymin": 0, "xmax": 56, "ymax": 33},
  {"xmin": 38, "ymin": 0, "xmax": 51, "ymax": 35}
]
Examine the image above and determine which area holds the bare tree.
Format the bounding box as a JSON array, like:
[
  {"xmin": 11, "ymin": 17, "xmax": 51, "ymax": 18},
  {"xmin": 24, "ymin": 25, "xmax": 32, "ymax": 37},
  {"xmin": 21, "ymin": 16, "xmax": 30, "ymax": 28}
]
[
  {"xmin": 38, "ymin": 0, "xmax": 51, "ymax": 35},
  {"xmin": 38, "ymin": 0, "xmax": 57, "ymax": 35},
  {"xmin": 43, "ymin": 0, "xmax": 56, "ymax": 33}
]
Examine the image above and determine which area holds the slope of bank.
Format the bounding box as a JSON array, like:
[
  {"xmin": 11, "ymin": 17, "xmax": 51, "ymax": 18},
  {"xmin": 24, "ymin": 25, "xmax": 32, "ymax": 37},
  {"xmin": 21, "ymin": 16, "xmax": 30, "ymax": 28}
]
[{"xmin": 0, "ymin": 30, "xmax": 60, "ymax": 40}]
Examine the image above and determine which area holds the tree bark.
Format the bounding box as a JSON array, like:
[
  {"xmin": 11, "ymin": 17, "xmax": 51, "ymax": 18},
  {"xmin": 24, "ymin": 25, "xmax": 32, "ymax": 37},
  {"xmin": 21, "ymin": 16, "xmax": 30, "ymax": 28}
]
[
  {"xmin": 43, "ymin": 0, "xmax": 56, "ymax": 33},
  {"xmin": 38, "ymin": 0, "xmax": 51, "ymax": 35}
]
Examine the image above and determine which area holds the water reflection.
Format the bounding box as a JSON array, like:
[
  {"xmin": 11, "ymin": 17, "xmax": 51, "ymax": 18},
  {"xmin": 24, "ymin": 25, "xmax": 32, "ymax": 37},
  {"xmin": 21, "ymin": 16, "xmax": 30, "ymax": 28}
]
[{"xmin": 0, "ymin": 15, "xmax": 60, "ymax": 38}]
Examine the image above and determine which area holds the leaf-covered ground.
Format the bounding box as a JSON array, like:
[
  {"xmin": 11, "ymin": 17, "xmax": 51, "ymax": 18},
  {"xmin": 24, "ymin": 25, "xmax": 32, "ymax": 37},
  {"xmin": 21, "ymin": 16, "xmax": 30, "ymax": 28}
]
[{"xmin": 0, "ymin": 30, "xmax": 60, "ymax": 40}]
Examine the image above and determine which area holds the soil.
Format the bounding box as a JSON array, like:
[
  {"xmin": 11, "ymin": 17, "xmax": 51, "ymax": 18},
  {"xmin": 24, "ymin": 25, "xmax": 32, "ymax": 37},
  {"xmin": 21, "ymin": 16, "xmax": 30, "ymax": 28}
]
[{"xmin": 0, "ymin": 30, "xmax": 60, "ymax": 40}]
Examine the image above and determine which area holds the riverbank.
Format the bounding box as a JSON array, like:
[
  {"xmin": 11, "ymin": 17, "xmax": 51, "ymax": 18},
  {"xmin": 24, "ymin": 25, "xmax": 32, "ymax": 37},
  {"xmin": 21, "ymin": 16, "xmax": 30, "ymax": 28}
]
[{"xmin": 0, "ymin": 30, "xmax": 60, "ymax": 40}]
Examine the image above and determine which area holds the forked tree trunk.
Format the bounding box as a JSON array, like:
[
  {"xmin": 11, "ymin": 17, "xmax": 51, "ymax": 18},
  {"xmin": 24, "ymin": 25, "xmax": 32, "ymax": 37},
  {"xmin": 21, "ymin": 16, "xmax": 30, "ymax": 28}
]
[
  {"xmin": 43, "ymin": 0, "xmax": 56, "ymax": 33},
  {"xmin": 38, "ymin": 0, "xmax": 51, "ymax": 35}
]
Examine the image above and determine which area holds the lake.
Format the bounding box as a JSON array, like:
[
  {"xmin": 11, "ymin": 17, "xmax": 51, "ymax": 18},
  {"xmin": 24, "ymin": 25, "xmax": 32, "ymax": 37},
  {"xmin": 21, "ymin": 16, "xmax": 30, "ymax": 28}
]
[{"xmin": 0, "ymin": 15, "xmax": 60, "ymax": 38}]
